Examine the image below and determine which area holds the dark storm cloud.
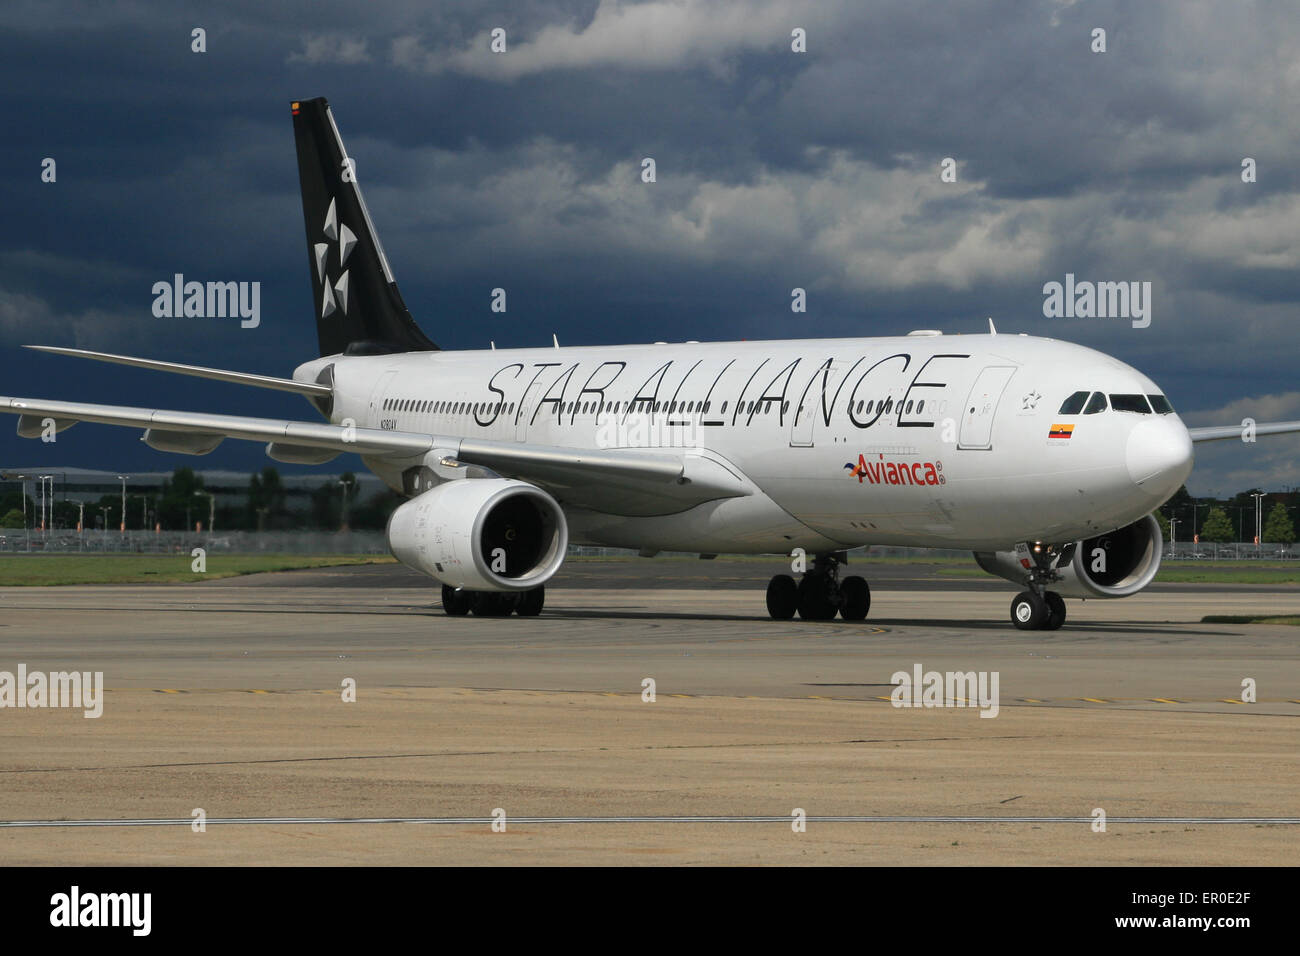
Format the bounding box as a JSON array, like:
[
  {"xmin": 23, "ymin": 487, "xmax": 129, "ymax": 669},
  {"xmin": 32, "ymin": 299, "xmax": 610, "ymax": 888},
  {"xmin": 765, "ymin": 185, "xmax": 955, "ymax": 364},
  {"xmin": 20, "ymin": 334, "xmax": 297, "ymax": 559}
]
[{"xmin": 0, "ymin": 0, "xmax": 1297, "ymax": 493}]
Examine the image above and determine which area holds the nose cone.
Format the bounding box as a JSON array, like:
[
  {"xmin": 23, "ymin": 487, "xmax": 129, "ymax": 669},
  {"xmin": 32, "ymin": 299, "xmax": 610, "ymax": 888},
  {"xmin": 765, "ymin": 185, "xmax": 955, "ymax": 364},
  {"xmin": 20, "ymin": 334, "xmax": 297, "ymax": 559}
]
[{"xmin": 1126, "ymin": 417, "xmax": 1194, "ymax": 496}]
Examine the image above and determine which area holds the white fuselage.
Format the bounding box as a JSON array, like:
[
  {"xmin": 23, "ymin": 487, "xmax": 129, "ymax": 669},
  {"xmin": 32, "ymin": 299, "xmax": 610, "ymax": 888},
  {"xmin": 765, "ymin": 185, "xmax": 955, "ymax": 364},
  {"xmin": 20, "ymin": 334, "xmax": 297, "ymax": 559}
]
[{"xmin": 298, "ymin": 332, "xmax": 1194, "ymax": 555}]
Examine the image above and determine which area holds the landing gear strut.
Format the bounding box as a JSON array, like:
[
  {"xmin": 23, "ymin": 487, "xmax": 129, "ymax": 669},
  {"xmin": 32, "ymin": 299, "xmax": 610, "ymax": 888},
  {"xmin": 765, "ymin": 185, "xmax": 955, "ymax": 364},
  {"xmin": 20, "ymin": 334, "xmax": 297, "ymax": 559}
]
[
  {"xmin": 766, "ymin": 552, "xmax": 870, "ymax": 622},
  {"xmin": 1009, "ymin": 541, "xmax": 1069, "ymax": 631}
]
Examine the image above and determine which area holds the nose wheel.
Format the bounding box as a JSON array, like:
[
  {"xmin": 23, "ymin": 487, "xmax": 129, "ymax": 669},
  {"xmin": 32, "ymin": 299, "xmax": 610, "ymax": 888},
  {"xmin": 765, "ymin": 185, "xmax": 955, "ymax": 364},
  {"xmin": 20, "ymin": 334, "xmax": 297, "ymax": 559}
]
[
  {"xmin": 766, "ymin": 553, "xmax": 871, "ymax": 622},
  {"xmin": 1010, "ymin": 590, "xmax": 1066, "ymax": 630}
]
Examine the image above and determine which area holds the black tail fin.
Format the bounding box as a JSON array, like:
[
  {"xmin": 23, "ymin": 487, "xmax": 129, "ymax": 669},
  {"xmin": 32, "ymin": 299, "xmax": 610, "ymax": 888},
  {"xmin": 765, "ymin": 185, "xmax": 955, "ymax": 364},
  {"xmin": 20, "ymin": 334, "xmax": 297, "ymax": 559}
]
[{"xmin": 291, "ymin": 97, "xmax": 438, "ymax": 356}]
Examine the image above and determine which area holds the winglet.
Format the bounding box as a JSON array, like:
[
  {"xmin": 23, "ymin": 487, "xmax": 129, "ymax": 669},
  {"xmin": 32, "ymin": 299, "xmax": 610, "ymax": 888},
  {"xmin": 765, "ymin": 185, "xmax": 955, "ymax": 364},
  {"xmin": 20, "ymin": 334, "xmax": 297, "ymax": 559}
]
[{"xmin": 988, "ymin": 317, "xmax": 997, "ymax": 335}]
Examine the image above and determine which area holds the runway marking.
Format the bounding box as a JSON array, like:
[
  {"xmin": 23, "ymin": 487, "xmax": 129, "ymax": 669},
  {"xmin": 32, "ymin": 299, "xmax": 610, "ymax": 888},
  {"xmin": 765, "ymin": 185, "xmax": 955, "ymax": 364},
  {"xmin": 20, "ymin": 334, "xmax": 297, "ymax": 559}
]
[
  {"xmin": 99, "ymin": 687, "xmax": 1300, "ymax": 708},
  {"xmin": 1, "ymin": 815, "xmax": 1298, "ymax": 828}
]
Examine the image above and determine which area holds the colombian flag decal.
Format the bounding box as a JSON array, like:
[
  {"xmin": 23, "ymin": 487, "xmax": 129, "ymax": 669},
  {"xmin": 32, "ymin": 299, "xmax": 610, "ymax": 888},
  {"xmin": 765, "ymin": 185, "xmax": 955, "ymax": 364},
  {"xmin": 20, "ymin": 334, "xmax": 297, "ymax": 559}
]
[{"xmin": 1048, "ymin": 423, "xmax": 1074, "ymax": 439}]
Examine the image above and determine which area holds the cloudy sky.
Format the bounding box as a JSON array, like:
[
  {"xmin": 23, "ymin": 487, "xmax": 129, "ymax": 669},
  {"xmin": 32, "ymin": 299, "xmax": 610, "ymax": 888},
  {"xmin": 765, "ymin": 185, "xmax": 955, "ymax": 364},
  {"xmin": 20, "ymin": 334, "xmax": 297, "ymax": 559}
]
[{"xmin": 1, "ymin": 0, "xmax": 1297, "ymax": 494}]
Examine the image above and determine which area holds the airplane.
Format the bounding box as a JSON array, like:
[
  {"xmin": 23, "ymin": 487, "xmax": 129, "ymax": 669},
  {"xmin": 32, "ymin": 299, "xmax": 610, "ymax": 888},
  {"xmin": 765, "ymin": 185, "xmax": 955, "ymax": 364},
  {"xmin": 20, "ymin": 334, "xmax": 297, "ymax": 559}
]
[{"xmin": 3, "ymin": 96, "xmax": 1297, "ymax": 630}]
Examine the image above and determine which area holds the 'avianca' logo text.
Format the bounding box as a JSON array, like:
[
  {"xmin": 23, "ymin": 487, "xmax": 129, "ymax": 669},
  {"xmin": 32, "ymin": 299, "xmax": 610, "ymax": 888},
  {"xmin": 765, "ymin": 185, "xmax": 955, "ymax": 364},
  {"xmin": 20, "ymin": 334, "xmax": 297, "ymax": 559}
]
[{"xmin": 844, "ymin": 454, "xmax": 946, "ymax": 486}]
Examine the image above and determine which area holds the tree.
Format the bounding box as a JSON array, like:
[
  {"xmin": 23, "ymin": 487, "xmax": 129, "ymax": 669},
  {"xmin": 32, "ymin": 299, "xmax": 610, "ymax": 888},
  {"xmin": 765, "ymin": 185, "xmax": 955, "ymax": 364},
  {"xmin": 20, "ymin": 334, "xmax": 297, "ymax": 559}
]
[
  {"xmin": 1199, "ymin": 506, "xmax": 1234, "ymax": 543},
  {"xmin": 247, "ymin": 467, "xmax": 287, "ymax": 530},
  {"xmin": 1263, "ymin": 501, "xmax": 1295, "ymax": 545},
  {"xmin": 0, "ymin": 509, "xmax": 25, "ymax": 529},
  {"xmin": 156, "ymin": 468, "xmax": 206, "ymax": 529}
]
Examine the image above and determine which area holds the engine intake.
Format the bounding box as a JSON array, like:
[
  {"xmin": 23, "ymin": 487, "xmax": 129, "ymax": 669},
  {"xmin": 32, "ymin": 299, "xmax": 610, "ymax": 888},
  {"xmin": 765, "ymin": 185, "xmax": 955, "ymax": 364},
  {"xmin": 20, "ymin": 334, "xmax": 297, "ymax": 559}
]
[
  {"xmin": 386, "ymin": 478, "xmax": 568, "ymax": 591},
  {"xmin": 974, "ymin": 514, "xmax": 1163, "ymax": 598}
]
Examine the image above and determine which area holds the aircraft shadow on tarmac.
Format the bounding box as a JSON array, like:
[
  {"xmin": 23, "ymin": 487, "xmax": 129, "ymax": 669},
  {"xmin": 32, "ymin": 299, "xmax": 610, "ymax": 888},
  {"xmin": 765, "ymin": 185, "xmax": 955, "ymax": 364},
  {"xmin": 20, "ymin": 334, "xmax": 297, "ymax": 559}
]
[{"xmin": 463, "ymin": 606, "xmax": 1229, "ymax": 636}]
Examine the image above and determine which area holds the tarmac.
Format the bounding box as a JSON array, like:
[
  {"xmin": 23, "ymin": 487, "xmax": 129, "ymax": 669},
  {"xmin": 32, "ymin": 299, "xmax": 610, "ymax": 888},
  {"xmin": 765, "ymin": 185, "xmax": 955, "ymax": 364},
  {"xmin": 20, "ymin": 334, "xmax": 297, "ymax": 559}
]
[{"xmin": 0, "ymin": 559, "xmax": 1297, "ymax": 865}]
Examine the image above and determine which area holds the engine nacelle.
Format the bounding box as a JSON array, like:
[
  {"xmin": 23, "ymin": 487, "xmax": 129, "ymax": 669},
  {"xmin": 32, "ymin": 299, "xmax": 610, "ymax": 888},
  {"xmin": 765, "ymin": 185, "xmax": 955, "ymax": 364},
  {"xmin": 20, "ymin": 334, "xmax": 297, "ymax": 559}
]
[
  {"xmin": 974, "ymin": 514, "xmax": 1163, "ymax": 599},
  {"xmin": 386, "ymin": 478, "xmax": 568, "ymax": 591}
]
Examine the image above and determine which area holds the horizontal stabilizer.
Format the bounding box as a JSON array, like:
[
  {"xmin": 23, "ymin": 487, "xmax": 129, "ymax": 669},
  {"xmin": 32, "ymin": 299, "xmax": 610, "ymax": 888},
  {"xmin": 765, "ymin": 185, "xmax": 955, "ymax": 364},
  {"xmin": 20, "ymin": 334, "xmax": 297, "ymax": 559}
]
[{"xmin": 25, "ymin": 346, "xmax": 331, "ymax": 397}]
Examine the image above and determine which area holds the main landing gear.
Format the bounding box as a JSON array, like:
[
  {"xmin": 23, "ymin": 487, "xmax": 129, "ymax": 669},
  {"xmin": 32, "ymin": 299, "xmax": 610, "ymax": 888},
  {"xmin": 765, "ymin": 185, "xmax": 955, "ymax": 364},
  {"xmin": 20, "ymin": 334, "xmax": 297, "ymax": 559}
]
[
  {"xmin": 442, "ymin": 584, "xmax": 545, "ymax": 617},
  {"xmin": 766, "ymin": 552, "xmax": 870, "ymax": 622},
  {"xmin": 1009, "ymin": 541, "xmax": 1070, "ymax": 631}
]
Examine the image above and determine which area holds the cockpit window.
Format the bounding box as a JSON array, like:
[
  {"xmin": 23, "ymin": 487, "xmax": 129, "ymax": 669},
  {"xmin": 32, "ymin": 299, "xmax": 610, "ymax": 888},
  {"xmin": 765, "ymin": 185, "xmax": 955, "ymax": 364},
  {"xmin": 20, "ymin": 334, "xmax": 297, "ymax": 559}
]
[
  {"xmin": 1083, "ymin": 392, "xmax": 1108, "ymax": 415},
  {"xmin": 1110, "ymin": 394, "xmax": 1152, "ymax": 413},
  {"xmin": 1148, "ymin": 394, "xmax": 1174, "ymax": 414},
  {"xmin": 1058, "ymin": 391, "xmax": 1089, "ymax": 415}
]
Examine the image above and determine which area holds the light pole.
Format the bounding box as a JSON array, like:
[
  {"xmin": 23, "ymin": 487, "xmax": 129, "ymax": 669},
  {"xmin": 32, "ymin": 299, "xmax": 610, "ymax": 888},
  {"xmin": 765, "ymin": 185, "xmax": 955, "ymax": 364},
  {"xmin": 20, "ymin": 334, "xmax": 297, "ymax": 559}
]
[
  {"xmin": 116, "ymin": 475, "xmax": 129, "ymax": 533},
  {"xmin": 194, "ymin": 490, "xmax": 214, "ymax": 533},
  {"xmin": 2, "ymin": 473, "xmax": 33, "ymax": 551},
  {"xmin": 39, "ymin": 475, "xmax": 52, "ymax": 533},
  {"xmin": 338, "ymin": 477, "xmax": 353, "ymax": 532},
  {"xmin": 1168, "ymin": 517, "xmax": 1178, "ymax": 557},
  {"xmin": 1251, "ymin": 492, "xmax": 1266, "ymax": 553}
]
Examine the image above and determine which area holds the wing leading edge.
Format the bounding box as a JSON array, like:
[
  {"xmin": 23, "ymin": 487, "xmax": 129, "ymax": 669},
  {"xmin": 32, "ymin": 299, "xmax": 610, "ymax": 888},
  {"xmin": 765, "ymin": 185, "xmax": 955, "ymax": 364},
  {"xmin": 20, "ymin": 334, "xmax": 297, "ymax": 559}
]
[{"xmin": 1188, "ymin": 421, "xmax": 1300, "ymax": 443}]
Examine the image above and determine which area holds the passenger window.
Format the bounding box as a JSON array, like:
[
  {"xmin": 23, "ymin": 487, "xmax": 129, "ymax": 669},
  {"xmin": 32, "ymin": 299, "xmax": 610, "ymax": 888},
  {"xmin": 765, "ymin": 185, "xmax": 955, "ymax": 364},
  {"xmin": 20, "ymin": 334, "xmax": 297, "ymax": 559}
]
[
  {"xmin": 1110, "ymin": 394, "xmax": 1152, "ymax": 413},
  {"xmin": 1058, "ymin": 391, "xmax": 1089, "ymax": 415},
  {"xmin": 1083, "ymin": 393, "xmax": 1108, "ymax": 415}
]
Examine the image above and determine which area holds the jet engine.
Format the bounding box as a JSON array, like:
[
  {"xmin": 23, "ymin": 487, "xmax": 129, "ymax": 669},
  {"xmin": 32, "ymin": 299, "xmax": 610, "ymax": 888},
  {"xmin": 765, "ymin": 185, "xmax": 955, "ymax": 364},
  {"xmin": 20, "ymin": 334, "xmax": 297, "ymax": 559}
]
[
  {"xmin": 974, "ymin": 514, "xmax": 1163, "ymax": 598},
  {"xmin": 386, "ymin": 478, "xmax": 568, "ymax": 591}
]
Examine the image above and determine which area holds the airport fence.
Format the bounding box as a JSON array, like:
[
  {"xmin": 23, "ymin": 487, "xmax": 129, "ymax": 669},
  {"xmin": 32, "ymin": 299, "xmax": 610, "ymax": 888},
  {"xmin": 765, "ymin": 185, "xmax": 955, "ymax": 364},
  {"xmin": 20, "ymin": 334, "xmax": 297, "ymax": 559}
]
[
  {"xmin": 0, "ymin": 529, "xmax": 391, "ymax": 555},
  {"xmin": 0, "ymin": 530, "xmax": 1291, "ymax": 561}
]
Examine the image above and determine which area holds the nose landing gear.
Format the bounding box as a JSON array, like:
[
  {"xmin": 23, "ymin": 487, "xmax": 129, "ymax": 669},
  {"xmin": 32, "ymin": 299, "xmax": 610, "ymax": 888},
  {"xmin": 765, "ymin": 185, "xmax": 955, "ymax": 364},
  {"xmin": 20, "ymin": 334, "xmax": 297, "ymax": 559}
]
[
  {"xmin": 766, "ymin": 552, "xmax": 870, "ymax": 622},
  {"xmin": 1009, "ymin": 542, "xmax": 1070, "ymax": 630}
]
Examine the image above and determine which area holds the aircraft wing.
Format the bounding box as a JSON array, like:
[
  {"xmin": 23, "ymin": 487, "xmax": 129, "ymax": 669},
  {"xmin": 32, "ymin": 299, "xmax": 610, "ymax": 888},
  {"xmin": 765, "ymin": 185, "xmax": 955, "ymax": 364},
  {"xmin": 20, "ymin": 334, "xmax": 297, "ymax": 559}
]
[
  {"xmin": 1188, "ymin": 421, "xmax": 1300, "ymax": 443},
  {"xmin": 0, "ymin": 395, "xmax": 752, "ymax": 511}
]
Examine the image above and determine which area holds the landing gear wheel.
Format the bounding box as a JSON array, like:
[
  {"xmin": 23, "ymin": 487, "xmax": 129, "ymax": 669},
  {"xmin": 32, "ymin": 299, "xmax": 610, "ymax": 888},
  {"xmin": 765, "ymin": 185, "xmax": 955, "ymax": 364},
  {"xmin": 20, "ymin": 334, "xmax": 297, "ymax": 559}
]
[
  {"xmin": 516, "ymin": 586, "xmax": 545, "ymax": 617},
  {"xmin": 471, "ymin": 592, "xmax": 514, "ymax": 617},
  {"xmin": 1010, "ymin": 590, "xmax": 1049, "ymax": 630},
  {"xmin": 839, "ymin": 575, "xmax": 870, "ymax": 621},
  {"xmin": 797, "ymin": 575, "xmax": 837, "ymax": 621},
  {"xmin": 442, "ymin": 584, "xmax": 471, "ymax": 617},
  {"xmin": 766, "ymin": 574, "xmax": 798, "ymax": 620},
  {"xmin": 1044, "ymin": 591, "xmax": 1066, "ymax": 630}
]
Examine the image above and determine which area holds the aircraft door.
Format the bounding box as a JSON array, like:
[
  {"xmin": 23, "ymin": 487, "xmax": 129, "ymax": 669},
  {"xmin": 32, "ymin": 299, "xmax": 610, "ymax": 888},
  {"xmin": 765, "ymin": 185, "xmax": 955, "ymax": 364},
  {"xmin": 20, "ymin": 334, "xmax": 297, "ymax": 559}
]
[
  {"xmin": 957, "ymin": 366, "xmax": 1016, "ymax": 450},
  {"xmin": 789, "ymin": 359, "xmax": 844, "ymax": 448},
  {"xmin": 367, "ymin": 369, "xmax": 397, "ymax": 425},
  {"xmin": 515, "ymin": 375, "xmax": 547, "ymax": 441}
]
